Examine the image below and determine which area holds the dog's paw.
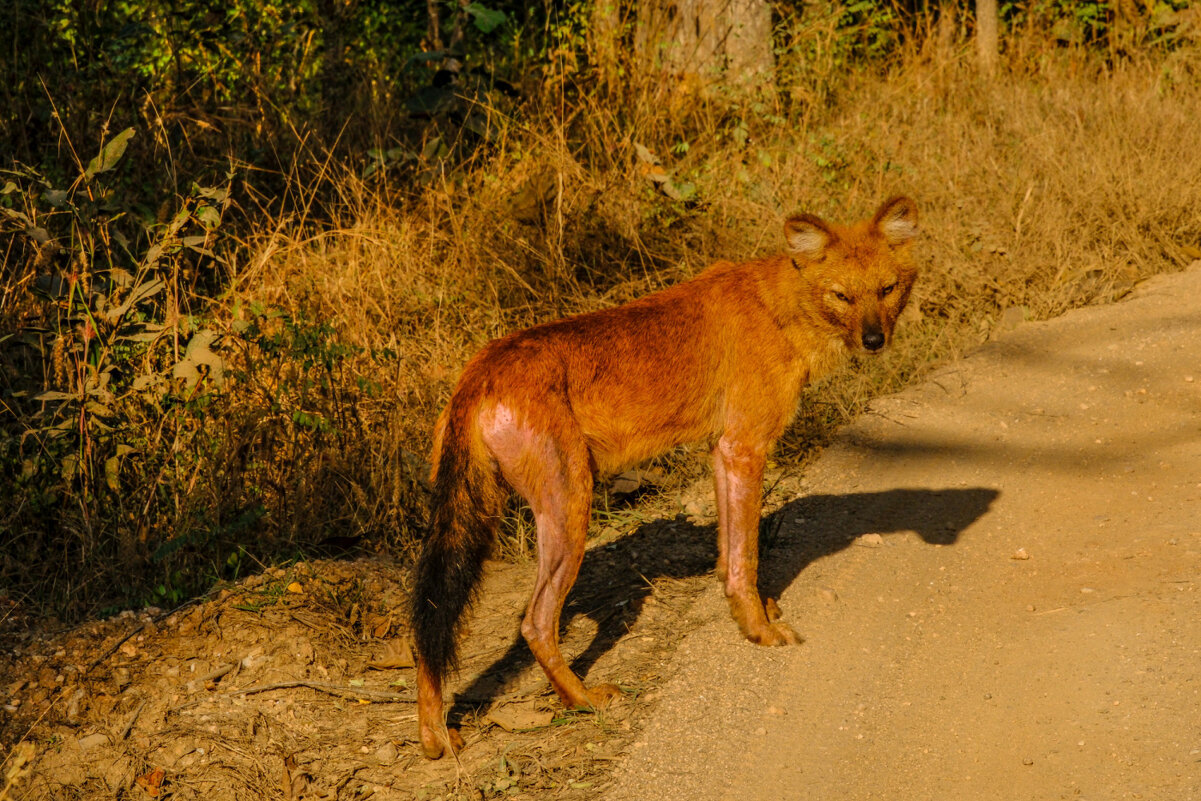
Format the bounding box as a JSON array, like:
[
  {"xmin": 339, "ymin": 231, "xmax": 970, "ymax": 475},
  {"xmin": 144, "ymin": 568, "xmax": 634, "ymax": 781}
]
[
  {"xmin": 765, "ymin": 597, "xmax": 784, "ymax": 622},
  {"xmin": 420, "ymin": 725, "xmax": 465, "ymax": 760},
  {"xmin": 581, "ymin": 683, "xmax": 623, "ymax": 710},
  {"xmin": 751, "ymin": 620, "xmax": 803, "ymax": 647}
]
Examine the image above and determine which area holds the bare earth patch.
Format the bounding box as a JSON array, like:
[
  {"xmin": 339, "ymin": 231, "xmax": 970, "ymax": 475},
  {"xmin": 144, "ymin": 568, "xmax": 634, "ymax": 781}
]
[{"xmin": 2, "ymin": 513, "xmax": 729, "ymax": 799}]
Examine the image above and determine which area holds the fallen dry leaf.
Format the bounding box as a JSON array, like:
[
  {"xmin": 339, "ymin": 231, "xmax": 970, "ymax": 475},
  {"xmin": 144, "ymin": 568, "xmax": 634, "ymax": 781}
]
[
  {"xmin": 486, "ymin": 702, "xmax": 555, "ymax": 733},
  {"xmin": 134, "ymin": 767, "xmax": 166, "ymax": 797},
  {"xmin": 366, "ymin": 639, "xmax": 414, "ymax": 669},
  {"xmin": 282, "ymin": 754, "xmax": 309, "ymax": 801},
  {"xmin": 366, "ymin": 613, "xmax": 392, "ymax": 639}
]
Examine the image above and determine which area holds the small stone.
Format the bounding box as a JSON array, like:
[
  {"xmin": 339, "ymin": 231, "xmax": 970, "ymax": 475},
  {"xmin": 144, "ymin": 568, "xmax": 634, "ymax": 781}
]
[
  {"xmin": 374, "ymin": 742, "xmax": 398, "ymax": 766},
  {"xmin": 856, "ymin": 533, "xmax": 884, "ymax": 548},
  {"xmin": 1080, "ymin": 587, "xmax": 1096, "ymax": 594},
  {"xmin": 65, "ymin": 687, "xmax": 86, "ymax": 720},
  {"xmin": 1022, "ymin": 757, "xmax": 1034, "ymax": 766},
  {"xmin": 78, "ymin": 732, "xmax": 110, "ymax": 751},
  {"xmin": 609, "ymin": 470, "xmax": 642, "ymax": 495},
  {"xmin": 819, "ymin": 587, "xmax": 838, "ymax": 603},
  {"xmin": 1011, "ymin": 547, "xmax": 1030, "ymax": 560}
]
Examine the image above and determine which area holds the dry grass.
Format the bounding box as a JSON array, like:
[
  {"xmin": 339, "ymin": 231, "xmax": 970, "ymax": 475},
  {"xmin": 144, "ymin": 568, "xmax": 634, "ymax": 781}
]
[{"xmin": 229, "ymin": 43, "xmax": 1201, "ymax": 538}]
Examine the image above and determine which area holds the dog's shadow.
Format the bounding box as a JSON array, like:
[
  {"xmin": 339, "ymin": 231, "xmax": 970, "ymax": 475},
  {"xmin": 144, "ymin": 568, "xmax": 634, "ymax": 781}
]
[{"xmin": 446, "ymin": 486, "xmax": 998, "ymax": 725}]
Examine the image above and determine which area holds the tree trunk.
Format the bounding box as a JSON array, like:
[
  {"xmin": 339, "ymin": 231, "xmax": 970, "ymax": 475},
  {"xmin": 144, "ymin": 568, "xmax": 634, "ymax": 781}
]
[
  {"xmin": 634, "ymin": 0, "xmax": 774, "ymax": 95},
  {"xmin": 588, "ymin": 0, "xmax": 624, "ymax": 84},
  {"xmin": 975, "ymin": 0, "xmax": 999, "ymax": 76}
]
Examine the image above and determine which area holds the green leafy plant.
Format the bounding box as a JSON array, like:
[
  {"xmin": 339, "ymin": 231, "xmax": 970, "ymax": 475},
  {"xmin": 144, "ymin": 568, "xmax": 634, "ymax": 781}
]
[{"xmin": 1, "ymin": 123, "xmax": 238, "ymax": 613}]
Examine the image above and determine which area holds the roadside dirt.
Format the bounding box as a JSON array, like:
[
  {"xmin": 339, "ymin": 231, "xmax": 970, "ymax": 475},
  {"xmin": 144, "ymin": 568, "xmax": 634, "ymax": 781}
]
[{"xmin": 4, "ymin": 262, "xmax": 1199, "ymax": 800}]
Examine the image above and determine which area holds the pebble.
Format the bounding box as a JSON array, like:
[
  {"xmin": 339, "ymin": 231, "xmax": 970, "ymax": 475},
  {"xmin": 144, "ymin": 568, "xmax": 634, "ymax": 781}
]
[
  {"xmin": 819, "ymin": 587, "xmax": 839, "ymax": 603},
  {"xmin": 374, "ymin": 742, "xmax": 398, "ymax": 766},
  {"xmin": 856, "ymin": 533, "xmax": 884, "ymax": 548},
  {"xmin": 78, "ymin": 732, "xmax": 110, "ymax": 751}
]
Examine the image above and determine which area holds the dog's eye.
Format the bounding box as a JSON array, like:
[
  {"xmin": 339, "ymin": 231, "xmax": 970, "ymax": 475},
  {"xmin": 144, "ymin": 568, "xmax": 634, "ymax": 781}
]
[
  {"xmin": 880, "ymin": 283, "xmax": 896, "ymax": 298},
  {"xmin": 832, "ymin": 290, "xmax": 852, "ymax": 304}
]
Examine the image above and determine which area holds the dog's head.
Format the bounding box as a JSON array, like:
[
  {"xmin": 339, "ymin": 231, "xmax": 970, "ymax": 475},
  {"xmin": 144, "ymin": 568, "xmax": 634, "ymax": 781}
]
[{"xmin": 785, "ymin": 196, "xmax": 920, "ymax": 355}]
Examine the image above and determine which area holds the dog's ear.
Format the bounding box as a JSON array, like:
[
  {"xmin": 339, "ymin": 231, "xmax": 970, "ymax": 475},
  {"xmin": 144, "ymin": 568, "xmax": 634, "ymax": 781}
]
[
  {"xmin": 784, "ymin": 214, "xmax": 837, "ymax": 262},
  {"xmin": 873, "ymin": 196, "xmax": 919, "ymax": 246}
]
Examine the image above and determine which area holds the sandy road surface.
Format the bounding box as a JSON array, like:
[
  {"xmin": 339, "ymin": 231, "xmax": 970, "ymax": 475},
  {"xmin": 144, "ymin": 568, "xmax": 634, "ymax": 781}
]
[{"xmin": 604, "ymin": 264, "xmax": 1201, "ymax": 800}]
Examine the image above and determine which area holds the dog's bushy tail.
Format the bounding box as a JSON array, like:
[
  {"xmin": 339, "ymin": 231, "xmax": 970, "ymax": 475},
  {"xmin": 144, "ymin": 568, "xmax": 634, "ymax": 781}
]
[{"xmin": 412, "ymin": 396, "xmax": 505, "ymax": 683}]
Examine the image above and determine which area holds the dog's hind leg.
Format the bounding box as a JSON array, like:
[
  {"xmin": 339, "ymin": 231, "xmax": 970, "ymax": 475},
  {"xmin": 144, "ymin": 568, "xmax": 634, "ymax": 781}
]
[{"xmin": 481, "ymin": 404, "xmax": 621, "ymax": 710}]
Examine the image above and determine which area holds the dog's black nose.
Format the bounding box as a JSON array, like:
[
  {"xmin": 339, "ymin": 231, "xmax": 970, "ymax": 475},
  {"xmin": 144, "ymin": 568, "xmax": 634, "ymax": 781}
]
[{"xmin": 862, "ymin": 331, "xmax": 885, "ymax": 351}]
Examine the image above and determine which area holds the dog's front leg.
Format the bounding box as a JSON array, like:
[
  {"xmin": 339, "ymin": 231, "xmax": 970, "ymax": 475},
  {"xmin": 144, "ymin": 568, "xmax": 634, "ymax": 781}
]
[
  {"xmin": 712, "ymin": 443, "xmax": 731, "ymax": 582},
  {"xmin": 715, "ymin": 437, "xmax": 801, "ymax": 646}
]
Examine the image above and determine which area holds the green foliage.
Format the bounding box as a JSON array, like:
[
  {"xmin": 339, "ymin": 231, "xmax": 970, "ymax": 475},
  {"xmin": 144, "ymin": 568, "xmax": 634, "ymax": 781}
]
[
  {"xmin": 466, "ymin": 3, "xmax": 509, "ymax": 34},
  {"xmin": 0, "ymin": 122, "xmax": 391, "ymax": 615},
  {"xmin": 1001, "ymin": 0, "xmax": 1197, "ymax": 49},
  {"xmin": 1, "ymin": 124, "xmax": 237, "ymax": 612}
]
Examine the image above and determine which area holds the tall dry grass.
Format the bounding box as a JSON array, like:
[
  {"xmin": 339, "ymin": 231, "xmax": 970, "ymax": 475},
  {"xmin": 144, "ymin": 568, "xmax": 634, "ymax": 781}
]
[
  {"xmin": 235, "ymin": 42, "xmax": 1201, "ymax": 492},
  {"xmin": 6, "ymin": 31, "xmax": 1201, "ymax": 616}
]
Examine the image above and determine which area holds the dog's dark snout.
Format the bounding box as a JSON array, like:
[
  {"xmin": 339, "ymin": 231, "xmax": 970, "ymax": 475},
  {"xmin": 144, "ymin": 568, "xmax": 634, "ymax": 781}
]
[{"xmin": 862, "ymin": 330, "xmax": 885, "ymax": 351}]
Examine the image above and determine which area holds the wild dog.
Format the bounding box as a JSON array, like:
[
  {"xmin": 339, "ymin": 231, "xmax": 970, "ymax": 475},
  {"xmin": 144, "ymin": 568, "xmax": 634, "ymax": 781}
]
[{"xmin": 412, "ymin": 197, "xmax": 920, "ymax": 758}]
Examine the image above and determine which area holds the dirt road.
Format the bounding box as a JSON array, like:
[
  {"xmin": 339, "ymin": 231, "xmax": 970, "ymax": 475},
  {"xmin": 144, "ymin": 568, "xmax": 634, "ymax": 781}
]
[{"xmin": 604, "ymin": 263, "xmax": 1201, "ymax": 800}]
